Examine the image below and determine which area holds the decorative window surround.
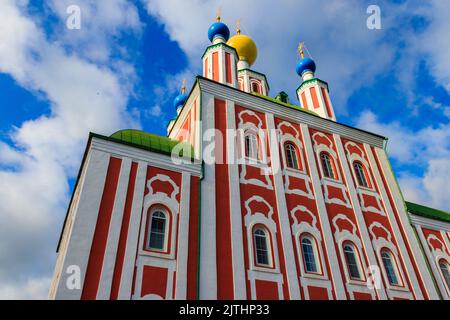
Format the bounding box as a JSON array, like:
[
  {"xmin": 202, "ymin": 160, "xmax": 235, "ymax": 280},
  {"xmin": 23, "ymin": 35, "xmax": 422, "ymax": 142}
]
[
  {"xmin": 276, "ymin": 121, "xmax": 313, "ymax": 199},
  {"xmin": 332, "ymin": 214, "xmax": 375, "ymax": 299},
  {"xmin": 368, "ymin": 222, "xmax": 411, "ymax": 298},
  {"xmin": 343, "ymin": 142, "xmax": 385, "ymax": 216},
  {"xmin": 414, "ymin": 225, "xmax": 450, "ymax": 299},
  {"xmin": 244, "ymin": 196, "xmax": 284, "ymax": 300},
  {"xmin": 237, "ymin": 109, "xmax": 273, "ymax": 190},
  {"xmin": 139, "ymin": 175, "xmax": 179, "ymax": 260},
  {"xmin": 312, "ymin": 132, "xmax": 352, "ymax": 208},
  {"xmin": 312, "ymin": 132, "xmax": 342, "ymax": 182},
  {"xmin": 290, "ymin": 205, "xmax": 329, "ymax": 282}
]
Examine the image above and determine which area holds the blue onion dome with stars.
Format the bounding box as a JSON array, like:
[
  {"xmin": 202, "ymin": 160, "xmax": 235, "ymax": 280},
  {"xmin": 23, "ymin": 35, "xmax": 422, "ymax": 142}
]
[
  {"xmin": 208, "ymin": 16, "xmax": 230, "ymax": 43},
  {"xmin": 173, "ymin": 81, "xmax": 188, "ymax": 109},
  {"xmin": 295, "ymin": 43, "xmax": 316, "ymax": 76}
]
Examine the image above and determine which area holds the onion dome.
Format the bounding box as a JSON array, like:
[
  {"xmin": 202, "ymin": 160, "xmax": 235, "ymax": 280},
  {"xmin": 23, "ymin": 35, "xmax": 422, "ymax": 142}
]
[
  {"xmin": 296, "ymin": 57, "xmax": 316, "ymax": 76},
  {"xmin": 173, "ymin": 80, "xmax": 188, "ymax": 109},
  {"xmin": 227, "ymin": 22, "xmax": 257, "ymax": 66},
  {"xmin": 208, "ymin": 16, "xmax": 230, "ymax": 43},
  {"xmin": 296, "ymin": 42, "xmax": 316, "ymax": 77}
]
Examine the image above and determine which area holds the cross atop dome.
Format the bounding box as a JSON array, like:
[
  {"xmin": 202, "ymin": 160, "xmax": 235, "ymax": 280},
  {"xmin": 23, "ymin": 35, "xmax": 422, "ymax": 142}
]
[{"xmin": 295, "ymin": 42, "xmax": 316, "ymax": 81}]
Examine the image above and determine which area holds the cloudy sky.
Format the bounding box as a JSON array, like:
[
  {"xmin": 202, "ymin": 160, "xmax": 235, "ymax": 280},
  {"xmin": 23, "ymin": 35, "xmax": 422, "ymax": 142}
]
[{"xmin": 0, "ymin": 0, "xmax": 449, "ymax": 299}]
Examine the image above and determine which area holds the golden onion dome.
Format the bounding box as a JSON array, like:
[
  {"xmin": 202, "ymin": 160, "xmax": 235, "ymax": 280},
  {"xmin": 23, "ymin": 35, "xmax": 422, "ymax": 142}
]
[{"xmin": 227, "ymin": 33, "xmax": 258, "ymax": 66}]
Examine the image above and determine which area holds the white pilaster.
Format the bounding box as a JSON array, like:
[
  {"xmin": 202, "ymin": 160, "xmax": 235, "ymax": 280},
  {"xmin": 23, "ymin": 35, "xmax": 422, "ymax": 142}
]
[
  {"xmin": 225, "ymin": 100, "xmax": 247, "ymax": 299},
  {"xmin": 97, "ymin": 158, "xmax": 132, "ymax": 299},
  {"xmin": 199, "ymin": 92, "xmax": 217, "ymax": 299},
  {"xmin": 54, "ymin": 149, "xmax": 110, "ymax": 300},
  {"xmin": 300, "ymin": 124, "xmax": 347, "ymax": 299},
  {"xmin": 266, "ymin": 113, "xmax": 301, "ymax": 300},
  {"xmin": 415, "ymin": 226, "xmax": 448, "ymax": 299},
  {"xmin": 334, "ymin": 136, "xmax": 387, "ymax": 299},
  {"xmin": 374, "ymin": 147, "xmax": 436, "ymax": 299},
  {"xmin": 175, "ymin": 172, "xmax": 192, "ymax": 299},
  {"xmin": 117, "ymin": 160, "xmax": 147, "ymax": 300}
]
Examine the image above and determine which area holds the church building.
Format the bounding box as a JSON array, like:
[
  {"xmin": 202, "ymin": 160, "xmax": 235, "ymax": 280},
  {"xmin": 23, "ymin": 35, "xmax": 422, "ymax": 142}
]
[{"xmin": 49, "ymin": 16, "xmax": 450, "ymax": 300}]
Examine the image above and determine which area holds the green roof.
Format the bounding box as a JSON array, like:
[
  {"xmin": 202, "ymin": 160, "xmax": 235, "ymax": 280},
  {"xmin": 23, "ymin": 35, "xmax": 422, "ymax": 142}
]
[
  {"xmin": 110, "ymin": 129, "xmax": 194, "ymax": 159},
  {"xmin": 251, "ymin": 92, "xmax": 319, "ymax": 116},
  {"xmin": 406, "ymin": 201, "xmax": 450, "ymax": 223}
]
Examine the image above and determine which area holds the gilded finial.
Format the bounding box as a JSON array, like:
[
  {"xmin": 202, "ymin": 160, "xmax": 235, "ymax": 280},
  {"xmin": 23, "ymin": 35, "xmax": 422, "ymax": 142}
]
[
  {"xmin": 181, "ymin": 79, "xmax": 186, "ymax": 95},
  {"xmin": 297, "ymin": 42, "xmax": 305, "ymax": 59},
  {"xmin": 236, "ymin": 19, "xmax": 241, "ymax": 35},
  {"xmin": 216, "ymin": 7, "xmax": 221, "ymax": 22}
]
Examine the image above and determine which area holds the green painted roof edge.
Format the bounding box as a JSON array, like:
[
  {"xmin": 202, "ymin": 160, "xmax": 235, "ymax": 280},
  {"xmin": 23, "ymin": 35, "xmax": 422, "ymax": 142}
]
[
  {"xmin": 201, "ymin": 42, "xmax": 239, "ymax": 59},
  {"xmin": 405, "ymin": 201, "xmax": 450, "ymax": 223},
  {"xmin": 251, "ymin": 92, "xmax": 319, "ymax": 117},
  {"xmin": 296, "ymin": 78, "xmax": 329, "ymax": 93},
  {"xmin": 108, "ymin": 129, "xmax": 194, "ymax": 160}
]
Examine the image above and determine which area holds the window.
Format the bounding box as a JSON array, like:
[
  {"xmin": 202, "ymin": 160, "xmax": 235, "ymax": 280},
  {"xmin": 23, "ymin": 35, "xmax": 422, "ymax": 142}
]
[
  {"xmin": 251, "ymin": 82, "xmax": 260, "ymax": 94},
  {"xmin": 439, "ymin": 260, "xmax": 450, "ymax": 290},
  {"xmin": 254, "ymin": 228, "xmax": 270, "ymax": 266},
  {"xmin": 147, "ymin": 210, "xmax": 167, "ymax": 251},
  {"xmin": 285, "ymin": 143, "xmax": 299, "ymax": 170},
  {"xmin": 381, "ymin": 250, "xmax": 400, "ymax": 286},
  {"xmin": 245, "ymin": 132, "xmax": 259, "ymax": 160},
  {"xmin": 301, "ymin": 236, "xmax": 319, "ymax": 273},
  {"xmin": 343, "ymin": 243, "xmax": 362, "ymax": 280},
  {"xmin": 354, "ymin": 162, "xmax": 369, "ymax": 188},
  {"xmin": 320, "ymin": 152, "xmax": 335, "ymax": 179}
]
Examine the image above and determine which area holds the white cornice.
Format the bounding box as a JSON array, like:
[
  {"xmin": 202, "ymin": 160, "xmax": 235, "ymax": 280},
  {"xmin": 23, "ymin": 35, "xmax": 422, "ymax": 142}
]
[
  {"xmin": 91, "ymin": 137, "xmax": 202, "ymax": 176},
  {"xmin": 198, "ymin": 78, "xmax": 386, "ymax": 148},
  {"xmin": 409, "ymin": 213, "xmax": 450, "ymax": 232}
]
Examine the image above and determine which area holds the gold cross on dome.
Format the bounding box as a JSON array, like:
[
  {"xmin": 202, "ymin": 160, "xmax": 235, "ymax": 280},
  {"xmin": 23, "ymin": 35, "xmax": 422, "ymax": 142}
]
[
  {"xmin": 297, "ymin": 42, "xmax": 305, "ymax": 59},
  {"xmin": 236, "ymin": 19, "xmax": 241, "ymax": 35},
  {"xmin": 181, "ymin": 79, "xmax": 186, "ymax": 94},
  {"xmin": 216, "ymin": 7, "xmax": 221, "ymax": 22}
]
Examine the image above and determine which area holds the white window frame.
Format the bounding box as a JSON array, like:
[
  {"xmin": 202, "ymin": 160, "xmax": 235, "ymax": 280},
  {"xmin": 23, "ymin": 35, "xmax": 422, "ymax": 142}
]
[
  {"xmin": 300, "ymin": 234, "xmax": 322, "ymax": 275},
  {"xmin": 146, "ymin": 207, "xmax": 170, "ymax": 253},
  {"xmin": 353, "ymin": 161, "xmax": 369, "ymax": 188},
  {"xmin": 380, "ymin": 248, "xmax": 403, "ymax": 287},
  {"xmin": 342, "ymin": 242, "xmax": 365, "ymax": 282},
  {"xmin": 253, "ymin": 227, "xmax": 273, "ymax": 268}
]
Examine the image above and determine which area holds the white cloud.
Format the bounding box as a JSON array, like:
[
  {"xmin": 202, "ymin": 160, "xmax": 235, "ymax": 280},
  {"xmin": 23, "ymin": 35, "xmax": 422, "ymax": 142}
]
[
  {"xmin": 0, "ymin": 0, "xmax": 141, "ymax": 299},
  {"xmin": 0, "ymin": 277, "xmax": 51, "ymax": 300},
  {"xmin": 144, "ymin": 0, "xmax": 394, "ymax": 112},
  {"xmin": 144, "ymin": 0, "xmax": 450, "ymax": 210}
]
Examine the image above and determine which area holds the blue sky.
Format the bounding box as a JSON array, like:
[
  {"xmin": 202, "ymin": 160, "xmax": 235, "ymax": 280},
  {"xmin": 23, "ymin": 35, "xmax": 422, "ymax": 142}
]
[{"xmin": 0, "ymin": 0, "xmax": 449, "ymax": 299}]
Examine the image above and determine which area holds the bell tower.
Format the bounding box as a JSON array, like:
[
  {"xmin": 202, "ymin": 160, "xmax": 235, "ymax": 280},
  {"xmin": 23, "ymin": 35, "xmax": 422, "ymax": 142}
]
[
  {"xmin": 227, "ymin": 21, "xmax": 269, "ymax": 96},
  {"xmin": 202, "ymin": 15, "xmax": 239, "ymax": 88},
  {"xmin": 296, "ymin": 43, "xmax": 336, "ymax": 121}
]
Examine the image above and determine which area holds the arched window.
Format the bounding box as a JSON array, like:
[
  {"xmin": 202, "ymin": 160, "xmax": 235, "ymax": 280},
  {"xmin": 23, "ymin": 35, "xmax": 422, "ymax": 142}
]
[
  {"xmin": 320, "ymin": 152, "xmax": 335, "ymax": 179},
  {"xmin": 439, "ymin": 260, "xmax": 450, "ymax": 289},
  {"xmin": 238, "ymin": 78, "xmax": 244, "ymax": 91},
  {"xmin": 254, "ymin": 228, "xmax": 270, "ymax": 266},
  {"xmin": 285, "ymin": 143, "xmax": 299, "ymax": 170},
  {"xmin": 251, "ymin": 82, "xmax": 260, "ymax": 94},
  {"xmin": 354, "ymin": 162, "xmax": 369, "ymax": 188},
  {"xmin": 381, "ymin": 249, "xmax": 400, "ymax": 286},
  {"xmin": 301, "ymin": 235, "xmax": 320, "ymax": 274},
  {"xmin": 147, "ymin": 209, "xmax": 167, "ymax": 251},
  {"xmin": 245, "ymin": 132, "xmax": 259, "ymax": 160},
  {"xmin": 343, "ymin": 243, "xmax": 362, "ymax": 280}
]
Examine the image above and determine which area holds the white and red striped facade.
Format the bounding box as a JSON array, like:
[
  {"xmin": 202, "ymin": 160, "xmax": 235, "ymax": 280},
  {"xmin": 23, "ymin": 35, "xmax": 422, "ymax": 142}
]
[{"xmin": 49, "ymin": 37, "xmax": 450, "ymax": 300}]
